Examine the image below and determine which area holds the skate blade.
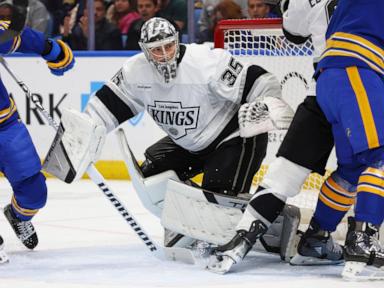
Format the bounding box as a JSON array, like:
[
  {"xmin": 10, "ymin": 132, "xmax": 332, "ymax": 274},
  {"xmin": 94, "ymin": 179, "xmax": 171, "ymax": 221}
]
[
  {"xmin": 290, "ymin": 254, "xmax": 344, "ymax": 266},
  {"xmin": 342, "ymin": 261, "xmax": 384, "ymax": 281},
  {"xmin": 163, "ymin": 247, "xmax": 196, "ymax": 265},
  {"xmin": 206, "ymin": 255, "xmax": 235, "ymax": 274}
]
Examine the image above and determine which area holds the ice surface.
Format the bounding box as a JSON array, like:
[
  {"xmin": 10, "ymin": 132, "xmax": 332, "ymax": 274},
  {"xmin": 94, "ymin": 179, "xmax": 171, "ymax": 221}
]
[{"xmin": 0, "ymin": 179, "xmax": 381, "ymax": 288}]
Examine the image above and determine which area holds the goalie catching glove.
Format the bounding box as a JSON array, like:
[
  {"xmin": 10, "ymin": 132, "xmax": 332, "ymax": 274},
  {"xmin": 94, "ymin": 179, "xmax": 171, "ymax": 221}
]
[
  {"xmin": 43, "ymin": 108, "xmax": 106, "ymax": 183},
  {"xmin": 239, "ymin": 97, "xmax": 294, "ymax": 138}
]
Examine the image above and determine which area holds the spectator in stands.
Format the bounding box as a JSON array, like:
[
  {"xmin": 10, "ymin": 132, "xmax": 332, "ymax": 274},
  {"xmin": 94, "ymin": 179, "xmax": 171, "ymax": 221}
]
[
  {"xmin": 0, "ymin": 0, "xmax": 51, "ymax": 36},
  {"xmin": 62, "ymin": 0, "xmax": 123, "ymax": 50},
  {"xmin": 248, "ymin": 0, "xmax": 278, "ymax": 18},
  {"xmin": 0, "ymin": 3, "xmax": 12, "ymax": 20},
  {"xmin": 197, "ymin": 0, "xmax": 243, "ymax": 43},
  {"xmin": 157, "ymin": 0, "xmax": 187, "ymax": 34},
  {"xmin": 125, "ymin": 0, "xmax": 159, "ymax": 50},
  {"xmin": 107, "ymin": 0, "xmax": 140, "ymax": 34},
  {"xmin": 27, "ymin": 0, "xmax": 51, "ymax": 35},
  {"xmin": 198, "ymin": 0, "xmax": 247, "ymax": 42},
  {"xmin": 40, "ymin": 0, "xmax": 82, "ymax": 37}
]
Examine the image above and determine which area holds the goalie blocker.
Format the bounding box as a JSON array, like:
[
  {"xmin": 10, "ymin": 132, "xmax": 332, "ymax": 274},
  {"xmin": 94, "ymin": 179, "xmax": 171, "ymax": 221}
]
[{"xmin": 43, "ymin": 108, "xmax": 106, "ymax": 183}]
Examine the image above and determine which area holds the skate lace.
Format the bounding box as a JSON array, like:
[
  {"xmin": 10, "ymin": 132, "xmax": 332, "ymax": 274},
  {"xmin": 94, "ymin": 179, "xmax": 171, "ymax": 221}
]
[
  {"xmin": 331, "ymin": 242, "xmax": 343, "ymax": 254},
  {"xmin": 326, "ymin": 236, "xmax": 343, "ymax": 255},
  {"xmin": 369, "ymin": 235, "xmax": 383, "ymax": 252},
  {"xmin": 16, "ymin": 221, "xmax": 35, "ymax": 241}
]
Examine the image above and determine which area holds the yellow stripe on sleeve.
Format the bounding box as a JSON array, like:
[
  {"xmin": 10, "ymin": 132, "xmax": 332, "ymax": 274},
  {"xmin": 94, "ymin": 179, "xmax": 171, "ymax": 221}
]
[
  {"xmin": 47, "ymin": 40, "xmax": 73, "ymax": 69},
  {"xmin": 0, "ymin": 98, "xmax": 17, "ymax": 124}
]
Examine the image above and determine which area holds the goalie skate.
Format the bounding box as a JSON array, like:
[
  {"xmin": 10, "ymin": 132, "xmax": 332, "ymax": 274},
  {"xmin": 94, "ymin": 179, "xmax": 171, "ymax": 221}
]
[
  {"xmin": 206, "ymin": 231, "xmax": 252, "ymax": 274},
  {"xmin": 4, "ymin": 204, "xmax": 38, "ymax": 250},
  {"xmin": 206, "ymin": 220, "xmax": 267, "ymax": 274},
  {"xmin": 0, "ymin": 235, "xmax": 9, "ymax": 264}
]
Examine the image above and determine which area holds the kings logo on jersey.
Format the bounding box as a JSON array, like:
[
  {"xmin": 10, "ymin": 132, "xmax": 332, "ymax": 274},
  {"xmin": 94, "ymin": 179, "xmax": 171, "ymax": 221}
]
[{"xmin": 147, "ymin": 101, "xmax": 199, "ymax": 139}]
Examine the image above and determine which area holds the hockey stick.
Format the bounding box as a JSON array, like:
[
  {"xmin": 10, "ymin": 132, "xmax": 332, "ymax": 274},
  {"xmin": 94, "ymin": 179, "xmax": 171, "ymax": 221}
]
[
  {"xmin": 116, "ymin": 128, "xmax": 197, "ymax": 264},
  {"xmin": 0, "ymin": 56, "xmax": 159, "ymax": 254}
]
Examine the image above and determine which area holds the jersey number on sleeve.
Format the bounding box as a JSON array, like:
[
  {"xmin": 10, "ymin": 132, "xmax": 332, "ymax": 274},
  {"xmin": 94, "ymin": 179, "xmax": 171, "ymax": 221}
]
[{"xmin": 220, "ymin": 57, "xmax": 243, "ymax": 87}]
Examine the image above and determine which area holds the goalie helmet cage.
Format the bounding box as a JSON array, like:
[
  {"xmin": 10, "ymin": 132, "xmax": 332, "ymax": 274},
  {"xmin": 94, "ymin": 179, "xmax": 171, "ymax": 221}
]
[{"xmin": 214, "ymin": 18, "xmax": 330, "ymax": 217}]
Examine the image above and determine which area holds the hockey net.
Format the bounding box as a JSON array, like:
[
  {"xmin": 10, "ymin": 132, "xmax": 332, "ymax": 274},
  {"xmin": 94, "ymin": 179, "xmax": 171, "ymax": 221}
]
[
  {"xmin": 214, "ymin": 18, "xmax": 384, "ymax": 243},
  {"xmin": 214, "ymin": 18, "xmax": 334, "ymax": 220}
]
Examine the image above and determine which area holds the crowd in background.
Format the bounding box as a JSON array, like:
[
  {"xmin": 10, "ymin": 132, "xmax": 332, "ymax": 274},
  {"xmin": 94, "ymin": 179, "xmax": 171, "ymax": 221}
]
[{"xmin": 0, "ymin": 0, "xmax": 282, "ymax": 50}]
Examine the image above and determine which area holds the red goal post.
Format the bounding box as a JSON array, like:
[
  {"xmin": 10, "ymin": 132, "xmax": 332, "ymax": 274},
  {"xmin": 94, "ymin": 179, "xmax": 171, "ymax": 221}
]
[{"xmin": 214, "ymin": 18, "xmax": 283, "ymax": 49}]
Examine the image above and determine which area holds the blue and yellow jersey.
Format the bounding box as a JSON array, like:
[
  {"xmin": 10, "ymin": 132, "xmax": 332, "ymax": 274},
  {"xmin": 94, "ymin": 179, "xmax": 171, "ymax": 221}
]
[
  {"xmin": 317, "ymin": 0, "xmax": 384, "ymax": 76},
  {"xmin": 0, "ymin": 20, "xmax": 47, "ymax": 127}
]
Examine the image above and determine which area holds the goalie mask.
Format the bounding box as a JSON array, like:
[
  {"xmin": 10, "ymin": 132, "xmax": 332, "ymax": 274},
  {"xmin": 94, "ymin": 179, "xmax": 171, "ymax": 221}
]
[{"xmin": 139, "ymin": 17, "xmax": 180, "ymax": 83}]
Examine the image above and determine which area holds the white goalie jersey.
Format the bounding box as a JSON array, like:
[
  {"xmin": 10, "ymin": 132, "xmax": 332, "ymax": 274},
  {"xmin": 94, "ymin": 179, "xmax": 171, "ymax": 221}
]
[
  {"xmin": 85, "ymin": 44, "xmax": 282, "ymax": 152},
  {"xmin": 282, "ymin": 0, "xmax": 337, "ymax": 62}
]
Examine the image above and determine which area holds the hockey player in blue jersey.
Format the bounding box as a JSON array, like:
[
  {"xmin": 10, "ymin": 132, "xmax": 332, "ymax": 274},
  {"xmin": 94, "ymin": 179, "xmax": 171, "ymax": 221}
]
[
  {"xmin": 0, "ymin": 1, "xmax": 75, "ymax": 263},
  {"xmin": 315, "ymin": 0, "xmax": 384, "ymax": 280}
]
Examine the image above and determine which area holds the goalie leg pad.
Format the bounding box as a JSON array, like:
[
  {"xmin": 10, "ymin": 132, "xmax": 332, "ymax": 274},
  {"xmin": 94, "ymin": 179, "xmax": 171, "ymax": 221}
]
[
  {"xmin": 161, "ymin": 180, "xmax": 247, "ymax": 245},
  {"xmin": 43, "ymin": 108, "xmax": 106, "ymax": 183},
  {"xmin": 117, "ymin": 128, "xmax": 181, "ymax": 217},
  {"xmin": 161, "ymin": 179, "xmax": 301, "ymax": 258}
]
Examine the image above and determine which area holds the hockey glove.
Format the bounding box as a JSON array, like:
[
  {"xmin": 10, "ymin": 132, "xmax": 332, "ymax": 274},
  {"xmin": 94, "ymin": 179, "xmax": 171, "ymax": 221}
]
[
  {"xmin": 42, "ymin": 39, "xmax": 75, "ymax": 76},
  {"xmin": 239, "ymin": 97, "xmax": 294, "ymax": 138}
]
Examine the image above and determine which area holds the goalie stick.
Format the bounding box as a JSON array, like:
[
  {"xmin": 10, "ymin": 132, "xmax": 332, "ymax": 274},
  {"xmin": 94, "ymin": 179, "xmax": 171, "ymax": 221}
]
[
  {"xmin": 0, "ymin": 56, "xmax": 160, "ymax": 255},
  {"xmin": 116, "ymin": 128, "xmax": 196, "ymax": 264}
]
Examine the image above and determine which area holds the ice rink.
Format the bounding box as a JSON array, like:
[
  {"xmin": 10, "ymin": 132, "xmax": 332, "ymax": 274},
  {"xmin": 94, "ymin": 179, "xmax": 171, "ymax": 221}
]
[{"xmin": 0, "ymin": 178, "xmax": 381, "ymax": 288}]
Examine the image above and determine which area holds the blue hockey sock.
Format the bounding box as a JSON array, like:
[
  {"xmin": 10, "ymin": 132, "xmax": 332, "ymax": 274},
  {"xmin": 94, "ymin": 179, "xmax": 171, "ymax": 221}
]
[{"xmin": 313, "ymin": 173, "xmax": 356, "ymax": 231}]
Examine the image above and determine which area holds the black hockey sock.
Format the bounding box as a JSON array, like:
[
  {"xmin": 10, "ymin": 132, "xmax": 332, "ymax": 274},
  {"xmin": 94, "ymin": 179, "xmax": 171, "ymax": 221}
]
[{"xmin": 248, "ymin": 190, "xmax": 286, "ymax": 224}]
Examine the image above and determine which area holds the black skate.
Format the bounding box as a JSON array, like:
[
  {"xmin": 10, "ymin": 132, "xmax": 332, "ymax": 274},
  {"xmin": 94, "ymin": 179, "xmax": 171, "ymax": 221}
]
[
  {"xmin": 342, "ymin": 217, "xmax": 384, "ymax": 280},
  {"xmin": 290, "ymin": 218, "xmax": 343, "ymax": 266},
  {"xmin": 4, "ymin": 204, "xmax": 38, "ymax": 250},
  {"xmin": 206, "ymin": 220, "xmax": 268, "ymax": 274},
  {"xmin": 0, "ymin": 235, "xmax": 9, "ymax": 263}
]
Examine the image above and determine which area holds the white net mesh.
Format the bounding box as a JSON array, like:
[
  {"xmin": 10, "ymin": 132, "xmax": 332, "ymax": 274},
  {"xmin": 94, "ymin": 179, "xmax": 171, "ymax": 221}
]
[
  {"xmin": 223, "ymin": 28, "xmax": 314, "ymax": 57},
  {"xmin": 215, "ymin": 19, "xmax": 331, "ymax": 215},
  {"xmin": 215, "ymin": 19, "xmax": 384, "ymax": 241}
]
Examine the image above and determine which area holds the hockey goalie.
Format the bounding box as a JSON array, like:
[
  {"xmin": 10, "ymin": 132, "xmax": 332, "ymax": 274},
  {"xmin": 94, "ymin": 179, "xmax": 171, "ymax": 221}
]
[{"xmin": 43, "ymin": 17, "xmax": 299, "ymax": 264}]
